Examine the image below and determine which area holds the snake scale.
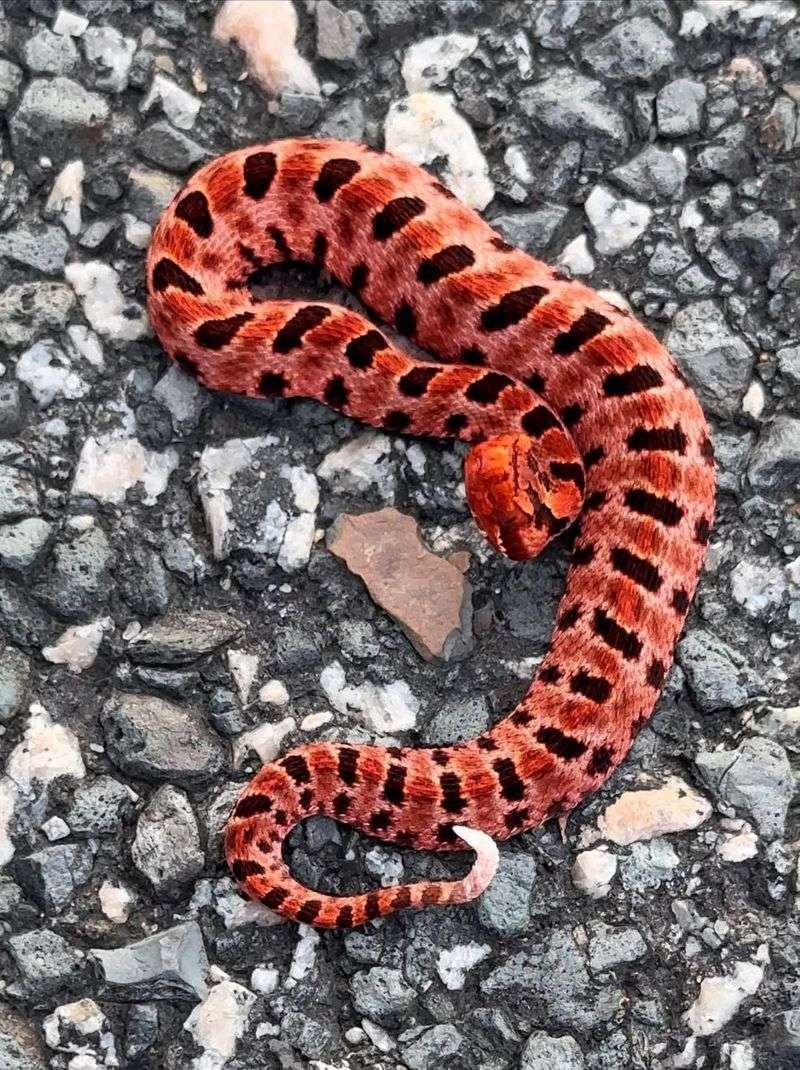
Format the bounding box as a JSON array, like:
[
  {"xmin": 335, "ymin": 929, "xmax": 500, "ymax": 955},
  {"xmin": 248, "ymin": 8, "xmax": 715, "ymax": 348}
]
[{"xmin": 146, "ymin": 138, "xmax": 716, "ymax": 928}]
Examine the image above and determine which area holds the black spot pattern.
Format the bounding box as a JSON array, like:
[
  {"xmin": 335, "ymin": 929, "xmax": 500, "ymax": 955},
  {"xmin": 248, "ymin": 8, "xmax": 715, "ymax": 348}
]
[
  {"xmin": 592, "ymin": 607, "xmax": 642, "ymax": 661},
  {"xmin": 551, "ymin": 461, "xmax": 585, "ymax": 491},
  {"xmin": 395, "ymin": 301, "xmax": 416, "ymax": 336},
  {"xmin": 628, "ymin": 424, "xmax": 687, "ymax": 454},
  {"xmin": 273, "ymin": 305, "xmax": 330, "ymax": 353},
  {"xmin": 444, "ymin": 413, "xmax": 468, "ymax": 435},
  {"xmin": 604, "ymin": 365, "xmax": 664, "ymax": 397},
  {"xmin": 313, "ymin": 157, "xmax": 360, "ymax": 202},
  {"xmin": 373, "ymin": 196, "xmax": 426, "ymax": 240},
  {"xmin": 521, "ymin": 405, "xmax": 560, "ymax": 437},
  {"xmin": 243, "ymin": 151, "xmax": 277, "ymax": 199},
  {"xmin": 587, "ymin": 745, "xmax": 615, "ymax": 777},
  {"xmin": 351, "ymin": 262, "xmax": 369, "ymax": 292},
  {"xmin": 570, "ymin": 670, "xmax": 612, "ymax": 703},
  {"xmin": 384, "ymin": 410, "xmax": 411, "ymax": 432},
  {"xmin": 195, "ymin": 312, "xmax": 254, "ymax": 350},
  {"xmin": 261, "ymin": 887, "xmax": 288, "ymax": 910},
  {"xmin": 439, "ymin": 772, "xmax": 467, "ymax": 814},
  {"xmin": 333, "ymin": 792, "xmax": 351, "ymax": 815},
  {"xmin": 672, "ymin": 587, "xmax": 690, "ymax": 614},
  {"xmin": 465, "ymin": 371, "xmax": 514, "ymax": 404},
  {"xmin": 610, "ymin": 546, "xmax": 663, "ymax": 592},
  {"xmin": 152, "ymin": 258, "xmax": 204, "ymax": 296},
  {"xmin": 297, "ymin": 899, "xmax": 322, "ymax": 924},
  {"xmin": 417, "ymin": 244, "xmax": 475, "ymax": 285},
  {"xmin": 398, "ymin": 366, "xmax": 439, "ymax": 397},
  {"xmin": 481, "ymin": 285, "xmax": 549, "ymax": 331},
  {"xmin": 493, "ymin": 757, "xmax": 525, "ymax": 801},
  {"xmin": 312, "ymin": 231, "xmax": 328, "ymax": 267},
  {"xmin": 383, "ymin": 765, "xmax": 406, "ymax": 805},
  {"xmin": 346, "ymin": 329, "xmax": 386, "ymax": 369},
  {"xmin": 338, "ymin": 747, "xmax": 359, "ymax": 786},
  {"xmin": 460, "ymin": 345, "xmax": 487, "ymax": 365},
  {"xmin": 280, "ymin": 754, "xmax": 311, "ymax": 784},
  {"xmin": 260, "ymin": 372, "xmax": 287, "ymax": 397},
  {"xmin": 234, "ymin": 793, "xmax": 272, "ymax": 819},
  {"xmin": 268, "ymin": 226, "xmax": 292, "ymax": 260},
  {"xmin": 561, "ymin": 403, "xmax": 584, "ymax": 427},
  {"xmin": 337, "ymin": 905, "xmax": 354, "ymax": 926},
  {"xmin": 646, "ymin": 659, "xmax": 666, "ymax": 688},
  {"xmin": 553, "ymin": 309, "xmax": 611, "ymax": 355},
  {"xmin": 324, "ymin": 376, "xmax": 349, "ymax": 408},
  {"xmin": 175, "ymin": 190, "xmax": 213, "ymax": 237},
  {"xmin": 625, "ymin": 488, "xmax": 684, "ymax": 527},
  {"xmin": 536, "ymin": 724, "xmax": 587, "ymax": 760}
]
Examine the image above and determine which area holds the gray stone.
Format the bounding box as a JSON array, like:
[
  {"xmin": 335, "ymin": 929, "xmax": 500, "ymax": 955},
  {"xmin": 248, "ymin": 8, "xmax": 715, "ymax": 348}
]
[
  {"xmin": 0, "ymin": 281, "xmax": 75, "ymax": 348},
  {"xmin": 520, "ymin": 69, "xmax": 627, "ymax": 145},
  {"xmin": 423, "ymin": 695, "xmax": 490, "ymax": 745},
  {"xmin": 126, "ymin": 167, "xmax": 182, "ymax": 224},
  {"xmin": 748, "ymin": 416, "xmax": 800, "ymax": 491},
  {"xmin": 583, "ymin": 18, "xmax": 676, "ymax": 82},
  {"xmin": 656, "ymin": 79, "xmax": 706, "ymax": 136},
  {"xmin": 318, "ymin": 98, "xmax": 365, "ymax": 141},
  {"xmin": 136, "ymin": 121, "xmax": 207, "ymax": 173},
  {"xmin": 82, "ymin": 24, "xmax": 136, "ymax": 93},
  {"xmin": 712, "ymin": 428, "xmax": 755, "ymax": 494},
  {"xmin": 316, "ymin": 0, "xmax": 367, "ymax": 64},
  {"xmin": 351, "ymin": 966, "xmax": 417, "ymax": 1023},
  {"xmin": 477, "ymin": 852, "xmax": 535, "ymax": 936},
  {"xmin": 521, "ymin": 1032, "xmax": 585, "ymax": 1070},
  {"xmin": 0, "ymin": 518, "xmax": 52, "ymax": 570},
  {"xmin": 0, "ymin": 466, "xmax": 38, "ymax": 521},
  {"xmin": 677, "ymin": 628, "xmax": 759, "ymax": 712},
  {"xmin": 128, "ymin": 609, "xmax": 244, "ymax": 665},
  {"xmin": 611, "ymin": 145, "xmax": 687, "ymax": 202},
  {"xmin": 0, "ymin": 876, "xmax": 24, "ymax": 914},
  {"xmin": 0, "ymin": 59, "xmax": 23, "ymax": 110},
  {"xmin": 118, "ymin": 544, "xmax": 171, "ymax": 617},
  {"xmin": 101, "ymin": 692, "xmax": 226, "ymax": 787},
  {"xmin": 648, "ymin": 241, "xmax": 692, "ymax": 277},
  {"xmin": 664, "ymin": 300, "xmax": 754, "ymax": 418},
  {"xmin": 587, "ymin": 922, "xmax": 648, "ymax": 973},
  {"xmin": 0, "ymin": 381, "xmax": 23, "ymax": 437},
  {"xmin": 675, "ymin": 265, "xmax": 716, "ymax": 296},
  {"xmin": 277, "ymin": 92, "xmax": 324, "ymax": 130},
  {"xmin": 124, "ymin": 1003, "xmax": 159, "ymax": 1063},
  {"xmin": 7, "ymin": 929, "xmax": 85, "ymax": 997},
  {"xmin": 9, "ymin": 77, "xmax": 109, "ymax": 166},
  {"xmin": 0, "ymin": 1003, "xmax": 48, "ymax": 1069},
  {"xmin": 695, "ymin": 737, "xmax": 794, "ymax": 839},
  {"xmin": 778, "ymin": 345, "xmax": 800, "ymax": 387},
  {"xmin": 132, "ymin": 785, "xmax": 204, "ymax": 894},
  {"xmin": 35, "ymin": 526, "xmax": 113, "ymax": 621},
  {"xmin": 0, "ymin": 580, "xmax": 56, "ymax": 647},
  {"xmin": 92, "ymin": 920, "xmax": 209, "ymax": 1001},
  {"xmin": 282, "ymin": 1011, "xmax": 335, "ymax": 1061},
  {"xmin": 15, "ymin": 843, "xmax": 94, "ymax": 912},
  {"xmin": 0, "ymin": 646, "xmax": 29, "ymax": 722},
  {"xmin": 23, "ymin": 28, "xmax": 79, "ymax": 75},
  {"xmin": 492, "ymin": 206, "xmax": 568, "ymax": 252},
  {"xmin": 724, "ymin": 212, "xmax": 782, "ymax": 270},
  {"xmin": 400, "ymin": 1024, "xmax": 465, "ymax": 1069},
  {"xmin": 66, "ymin": 775, "xmax": 132, "ymax": 836},
  {"xmin": 0, "ymin": 223, "xmax": 69, "ymax": 275},
  {"xmin": 697, "ymin": 124, "xmax": 752, "ymax": 181}
]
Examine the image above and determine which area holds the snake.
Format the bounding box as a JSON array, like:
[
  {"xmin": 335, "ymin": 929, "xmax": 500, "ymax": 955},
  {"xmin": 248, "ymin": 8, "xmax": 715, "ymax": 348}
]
[{"xmin": 146, "ymin": 138, "xmax": 716, "ymax": 928}]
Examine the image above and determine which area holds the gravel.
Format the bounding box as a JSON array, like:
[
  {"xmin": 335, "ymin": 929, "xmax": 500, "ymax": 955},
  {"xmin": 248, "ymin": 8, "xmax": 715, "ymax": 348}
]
[{"xmin": 0, "ymin": 1, "xmax": 797, "ymax": 1067}]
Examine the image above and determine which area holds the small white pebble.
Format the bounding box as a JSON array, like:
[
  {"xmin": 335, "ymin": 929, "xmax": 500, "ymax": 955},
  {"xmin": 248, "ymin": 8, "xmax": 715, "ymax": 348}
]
[
  {"xmin": 250, "ymin": 965, "xmax": 279, "ymax": 995},
  {"xmin": 300, "ymin": 711, "xmax": 333, "ymax": 731},
  {"xmin": 571, "ymin": 847, "xmax": 617, "ymax": 898},
  {"xmin": 41, "ymin": 816, "xmax": 70, "ymax": 841},
  {"xmin": 259, "ymin": 679, "xmax": 289, "ymax": 705}
]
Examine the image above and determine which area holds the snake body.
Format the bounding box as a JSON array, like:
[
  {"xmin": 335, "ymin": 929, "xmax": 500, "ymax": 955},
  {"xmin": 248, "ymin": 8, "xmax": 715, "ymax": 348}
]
[{"xmin": 146, "ymin": 139, "xmax": 715, "ymax": 928}]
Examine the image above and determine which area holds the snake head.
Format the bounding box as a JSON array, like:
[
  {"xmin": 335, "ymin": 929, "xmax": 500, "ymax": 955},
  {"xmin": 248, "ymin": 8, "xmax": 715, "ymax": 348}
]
[{"xmin": 464, "ymin": 432, "xmax": 584, "ymax": 561}]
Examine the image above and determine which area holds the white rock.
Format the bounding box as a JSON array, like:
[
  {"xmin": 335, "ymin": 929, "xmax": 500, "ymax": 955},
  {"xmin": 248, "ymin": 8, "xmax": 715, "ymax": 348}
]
[
  {"xmin": 320, "ymin": 660, "xmax": 420, "ymax": 733},
  {"xmin": 227, "ymin": 649, "xmax": 259, "ymax": 704},
  {"xmin": 0, "ymin": 517, "xmax": 52, "ymax": 569},
  {"xmin": 362, "ymin": 1018, "xmax": 395, "ymax": 1053},
  {"xmin": 288, "ymin": 924, "xmax": 320, "ymax": 985},
  {"xmin": 718, "ymin": 830, "xmax": 759, "ymax": 862},
  {"xmin": 385, "ymin": 91, "xmax": 494, "ymax": 210},
  {"xmin": 140, "ymin": 72, "xmax": 202, "ymax": 130},
  {"xmin": 7, "ymin": 705, "xmax": 86, "ymax": 796},
  {"xmin": 504, "ymin": 144, "xmax": 533, "ymax": 185},
  {"xmin": 259, "ymin": 679, "xmax": 289, "ymax": 706},
  {"xmin": 401, "ymin": 32, "xmax": 478, "ymax": 93},
  {"xmin": 571, "ymin": 847, "xmax": 618, "ymax": 898},
  {"xmin": 365, "ymin": 844, "xmax": 403, "ymax": 885},
  {"xmin": 82, "ymin": 25, "xmax": 136, "ymax": 92},
  {"xmin": 680, "ymin": 9, "xmax": 709, "ymax": 36},
  {"xmin": 65, "ymin": 261, "xmax": 148, "ymax": 342},
  {"xmin": 207, "ymin": 877, "xmax": 282, "ymax": 930},
  {"xmin": 317, "ymin": 432, "xmax": 394, "ymax": 496},
  {"xmin": 233, "ymin": 717, "xmax": 296, "ymax": 766},
  {"xmin": 598, "ymin": 776, "xmax": 712, "ymax": 846},
  {"xmin": 300, "ymin": 711, "xmax": 332, "ymax": 731},
  {"xmin": 250, "ymin": 965, "xmax": 279, "ymax": 995},
  {"xmin": 41, "ymin": 815, "xmax": 71, "ymax": 841},
  {"xmin": 43, "ymin": 998, "xmax": 112, "ymax": 1056},
  {"xmin": 585, "ymin": 184, "xmax": 652, "ymax": 255},
  {"xmin": 685, "ymin": 960, "xmax": 764, "ymax": 1036},
  {"xmin": 212, "ymin": 0, "xmax": 320, "ymax": 97},
  {"xmin": 741, "ymin": 379, "xmax": 765, "ymax": 419},
  {"xmin": 197, "ymin": 436, "xmax": 279, "ymax": 560},
  {"xmin": 72, "ymin": 434, "xmax": 178, "ymax": 505},
  {"xmin": 183, "ymin": 979, "xmax": 256, "ymax": 1070},
  {"xmin": 66, "ymin": 324, "xmax": 104, "ymax": 369},
  {"xmin": 726, "ymin": 1040, "xmax": 756, "ymax": 1070},
  {"xmin": 43, "ymin": 617, "xmax": 112, "ymax": 673},
  {"xmin": 281, "ymin": 464, "xmax": 319, "ymax": 513},
  {"xmin": 436, "ymin": 943, "xmax": 491, "ymax": 990},
  {"xmin": 153, "ymin": 364, "xmax": 204, "ymax": 428},
  {"xmin": 0, "ymin": 778, "xmax": 19, "ymax": 866},
  {"xmin": 558, "ymin": 233, "xmax": 596, "ymax": 276},
  {"xmin": 45, "ymin": 159, "xmax": 84, "ymax": 236},
  {"xmin": 122, "ymin": 212, "xmax": 152, "ymax": 249},
  {"xmin": 277, "ymin": 512, "xmax": 316, "ymax": 572},
  {"xmin": 99, "ymin": 880, "xmax": 134, "ymax": 923},
  {"xmin": 53, "ymin": 9, "xmax": 90, "ymax": 35},
  {"xmin": 15, "ymin": 339, "xmax": 88, "ymax": 407}
]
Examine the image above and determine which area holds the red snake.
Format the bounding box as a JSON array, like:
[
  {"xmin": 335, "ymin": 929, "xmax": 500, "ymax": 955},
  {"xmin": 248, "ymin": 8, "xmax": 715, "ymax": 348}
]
[{"xmin": 146, "ymin": 139, "xmax": 715, "ymax": 928}]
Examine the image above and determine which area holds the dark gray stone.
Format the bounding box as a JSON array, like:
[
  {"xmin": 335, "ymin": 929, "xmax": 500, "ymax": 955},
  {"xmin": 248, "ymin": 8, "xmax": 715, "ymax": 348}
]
[
  {"xmin": 318, "ymin": 98, "xmax": 365, "ymax": 141},
  {"xmin": 587, "ymin": 922, "xmax": 648, "ymax": 973},
  {"xmin": 128, "ymin": 610, "xmax": 244, "ymax": 665},
  {"xmin": 492, "ymin": 206, "xmax": 568, "ymax": 252},
  {"xmin": 92, "ymin": 920, "xmax": 209, "ymax": 1001},
  {"xmin": 0, "ymin": 381, "xmax": 23, "ymax": 437},
  {"xmin": 351, "ymin": 966, "xmax": 417, "ymax": 1024},
  {"xmin": 66, "ymin": 775, "xmax": 133, "ymax": 836},
  {"xmin": 0, "ymin": 518, "xmax": 52, "ymax": 570},
  {"xmin": 0, "ymin": 59, "xmax": 23, "ymax": 110},
  {"xmin": 101, "ymin": 692, "xmax": 226, "ymax": 786},
  {"xmin": 118, "ymin": 544, "xmax": 171, "ymax": 616},
  {"xmin": 0, "ymin": 281, "xmax": 74, "ymax": 347},
  {"xmin": 423, "ymin": 695, "xmax": 490, "ymax": 745},
  {"xmin": 15, "ymin": 843, "xmax": 94, "ymax": 912},
  {"xmin": 316, "ymin": 0, "xmax": 367, "ymax": 65},
  {"xmin": 477, "ymin": 852, "xmax": 536, "ymax": 936},
  {"xmin": 35, "ymin": 526, "xmax": 113, "ymax": 621},
  {"xmin": 695, "ymin": 737, "xmax": 794, "ymax": 839},
  {"xmin": 611, "ymin": 145, "xmax": 687, "ymax": 202},
  {"xmin": 131, "ymin": 785, "xmax": 204, "ymax": 893},
  {"xmin": 0, "ymin": 224, "xmax": 69, "ymax": 275},
  {"xmin": 0, "ymin": 1003, "xmax": 48, "ymax": 1069},
  {"xmin": 136, "ymin": 121, "xmax": 207, "ymax": 173},
  {"xmin": 0, "ymin": 466, "xmax": 38, "ymax": 521},
  {"xmin": 724, "ymin": 212, "xmax": 782, "ymax": 271},
  {"xmin": 7, "ymin": 928, "xmax": 86, "ymax": 997},
  {"xmin": 748, "ymin": 416, "xmax": 800, "ymax": 491},
  {"xmin": 9, "ymin": 77, "xmax": 109, "ymax": 166},
  {"xmin": 521, "ymin": 1032, "xmax": 585, "ymax": 1070},
  {"xmin": 400, "ymin": 1024, "xmax": 466, "ymax": 1069},
  {"xmin": 0, "ymin": 580, "xmax": 56, "ymax": 647},
  {"xmin": 582, "ymin": 18, "xmax": 676, "ymax": 82},
  {"xmin": 519, "ymin": 69, "xmax": 627, "ymax": 144},
  {"xmin": 656, "ymin": 79, "xmax": 706, "ymax": 136},
  {"xmin": 677, "ymin": 628, "xmax": 760, "ymax": 712},
  {"xmin": 777, "ymin": 345, "xmax": 800, "ymax": 387},
  {"xmin": 282, "ymin": 1011, "xmax": 336, "ymax": 1061}
]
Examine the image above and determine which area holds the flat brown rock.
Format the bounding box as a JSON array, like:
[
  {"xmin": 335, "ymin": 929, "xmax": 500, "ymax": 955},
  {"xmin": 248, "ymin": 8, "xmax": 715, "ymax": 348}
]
[{"xmin": 327, "ymin": 508, "xmax": 473, "ymax": 662}]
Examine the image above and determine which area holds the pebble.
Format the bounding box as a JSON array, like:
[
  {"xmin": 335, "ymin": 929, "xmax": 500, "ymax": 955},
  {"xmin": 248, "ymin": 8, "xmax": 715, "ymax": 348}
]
[
  {"xmin": 571, "ymin": 848, "xmax": 618, "ymax": 898},
  {"xmin": 136, "ymin": 119, "xmax": 208, "ymax": 172},
  {"xmin": 747, "ymin": 415, "xmax": 800, "ymax": 491},
  {"xmin": 129, "ymin": 609, "xmax": 243, "ymax": 665},
  {"xmin": 259, "ymin": 679, "xmax": 290, "ymax": 705},
  {"xmin": 0, "ymin": 281, "xmax": 75, "ymax": 348},
  {"xmin": 43, "ymin": 998, "xmax": 117, "ymax": 1065},
  {"xmin": 15, "ymin": 842, "xmax": 94, "ymax": 912},
  {"xmin": 65, "ymin": 260, "xmax": 148, "ymax": 342},
  {"xmin": 476, "ymin": 851, "xmax": 535, "ymax": 936},
  {"xmin": 582, "ymin": 18, "xmax": 676, "ymax": 82},
  {"xmin": 212, "ymin": 0, "xmax": 320, "ymax": 97},
  {"xmin": 0, "ymin": 58, "xmax": 22, "ymax": 109},
  {"xmin": 15, "ymin": 339, "xmax": 89, "ymax": 407},
  {"xmin": 685, "ymin": 961, "xmax": 764, "ymax": 1036},
  {"xmin": 6, "ymin": 705, "xmax": 86, "ymax": 795},
  {"xmin": 610, "ymin": 145, "xmax": 687, "ymax": 202},
  {"xmin": 657, "ymin": 79, "xmax": 706, "ymax": 136},
  {"xmin": 597, "ymin": 776, "xmax": 712, "ymax": 845},
  {"xmin": 184, "ymin": 980, "xmax": 257, "ymax": 1067},
  {"xmin": 351, "ymin": 967, "xmax": 417, "ymax": 1024},
  {"xmin": 42, "ymin": 617, "xmax": 111, "ymax": 672},
  {"xmin": 234, "ymin": 717, "xmax": 296, "ymax": 766},
  {"xmin": 72, "ymin": 432, "xmax": 178, "ymax": 506},
  {"xmin": 385, "ymin": 91, "xmax": 494, "ymax": 210},
  {"xmin": 132, "ymin": 785, "xmax": 204, "ymax": 893},
  {"xmin": 678, "ymin": 627, "xmax": 760, "ymax": 712},
  {"xmin": 400, "ymin": 1024, "xmax": 465, "ymax": 1069},
  {"xmin": 320, "ymin": 659, "xmax": 420, "ymax": 733},
  {"xmin": 0, "ymin": 517, "xmax": 51, "ymax": 570},
  {"xmin": 585, "ymin": 185, "xmax": 652, "ymax": 255},
  {"xmin": 316, "ymin": 431, "xmax": 393, "ymax": 495},
  {"xmin": 7, "ymin": 928, "xmax": 86, "ymax": 997},
  {"xmin": 140, "ymin": 73, "xmax": 201, "ymax": 130},
  {"xmin": 23, "ymin": 27, "xmax": 79, "ymax": 76},
  {"xmin": 67, "ymin": 775, "xmax": 132, "ymax": 836},
  {"xmin": 45, "ymin": 160, "xmax": 84, "ymax": 236},
  {"xmin": 724, "ymin": 211, "xmax": 782, "ymax": 270},
  {"xmin": 82, "ymin": 25, "xmax": 137, "ymax": 93},
  {"xmin": 0, "ymin": 223, "xmax": 69, "ymax": 275},
  {"xmin": 92, "ymin": 920, "xmax": 209, "ymax": 1000},
  {"xmin": 101, "ymin": 692, "xmax": 225, "ymax": 786},
  {"xmin": 492, "ymin": 206, "xmax": 568, "ymax": 253},
  {"xmin": 401, "ymin": 32, "xmax": 477, "ymax": 93},
  {"xmin": 587, "ymin": 921, "xmax": 648, "ymax": 973},
  {"xmin": 423, "ymin": 695, "xmax": 489, "ymax": 745},
  {"xmin": 0, "ymin": 381, "xmax": 22, "ymax": 437},
  {"xmin": 9, "ymin": 77, "xmax": 109, "ymax": 165},
  {"xmin": 35, "ymin": 525, "xmax": 112, "ymax": 621},
  {"xmin": 520, "ymin": 69, "xmax": 627, "ymax": 144},
  {"xmin": 0, "ymin": 646, "xmax": 29, "ymax": 722},
  {"xmin": 315, "ymin": 0, "xmax": 367, "ymax": 65},
  {"xmin": 328, "ymin": 508, "xmax": 473, "ymax": 662},
  {"xmin": 521, "ymin": 1031, "xmax": 585, "ymax": 1070},
  {"xmin": 126, "ymin": 165, "xmax": 181, "ymax": 224},
  {"xmin": 695, "ymin": 737, "xmax": 794, "ymax": 839}
]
